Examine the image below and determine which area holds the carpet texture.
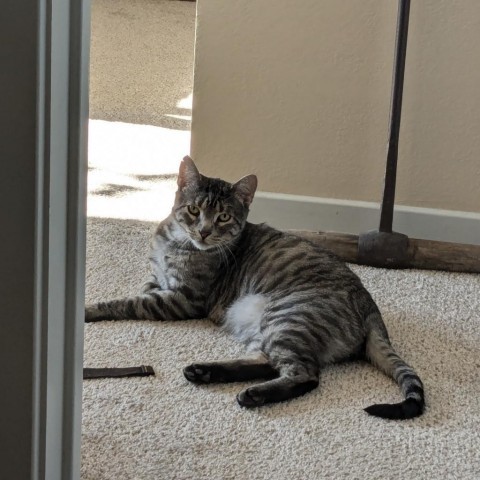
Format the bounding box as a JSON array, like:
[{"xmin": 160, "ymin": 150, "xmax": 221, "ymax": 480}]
[
  {"xmin": 83, "ymin": 217, "xmax": 480, "ymax": 480},
  {"xmin": 90, "ymin": 0, "xmax": 195, "ymax": 130}
]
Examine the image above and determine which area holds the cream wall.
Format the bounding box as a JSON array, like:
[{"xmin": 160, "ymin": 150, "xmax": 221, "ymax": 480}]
[{"xmin": 191, "ymin": 0, "xmax": 480, "ymax": 213}]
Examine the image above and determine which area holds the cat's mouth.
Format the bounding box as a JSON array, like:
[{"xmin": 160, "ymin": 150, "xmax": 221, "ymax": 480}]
[
  {"xmin": 192, "ymin": 235, "xmax": 232, "ymax": 252},
  {"xmin": 191, "ymin": 237, "xmax": 216, "ymax": 250}
]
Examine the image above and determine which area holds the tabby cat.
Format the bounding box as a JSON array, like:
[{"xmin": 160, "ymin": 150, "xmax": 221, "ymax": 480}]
[{"xmin": 86, "ymin": 156, "xmax": 425, "ymax": 419}]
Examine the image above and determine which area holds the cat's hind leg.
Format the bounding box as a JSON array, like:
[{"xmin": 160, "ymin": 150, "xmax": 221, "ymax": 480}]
[
  {"xmin": 183, "ymin": 352, "xmax": 277, "ymax": 384},
  {"xmin": 235, "ymin": 322, "xmax": 321, "ymax": 407},
  {"xmin": 236, "ymin": 363, "xmax": 319, "ymax": 407}
]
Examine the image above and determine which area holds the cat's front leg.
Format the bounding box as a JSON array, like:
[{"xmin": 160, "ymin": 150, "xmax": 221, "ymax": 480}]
[{"xmin": 85, "ymin": 288, "xmax": 205, "ymax": 322}]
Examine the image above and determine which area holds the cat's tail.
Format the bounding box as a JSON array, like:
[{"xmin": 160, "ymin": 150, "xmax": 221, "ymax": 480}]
[{"xmin": 363, "ymin": 312, "xmax": 425, "ymax": 420}]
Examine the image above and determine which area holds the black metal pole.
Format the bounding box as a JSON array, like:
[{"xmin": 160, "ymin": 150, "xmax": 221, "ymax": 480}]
[{"xmin": 379, "ymin": 0, "xmax": 411, "ymax": 233}]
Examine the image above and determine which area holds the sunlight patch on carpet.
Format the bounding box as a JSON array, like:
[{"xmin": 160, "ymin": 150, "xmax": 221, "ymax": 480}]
[{"xmin": 88, "ymin": 119, "xmax": 188, "ymax": 221}]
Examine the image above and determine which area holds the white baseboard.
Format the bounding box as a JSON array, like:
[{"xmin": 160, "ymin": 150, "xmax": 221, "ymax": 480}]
[{"xmin": 249, "ymin": 192, "xmax": 480, "ymax": 246}]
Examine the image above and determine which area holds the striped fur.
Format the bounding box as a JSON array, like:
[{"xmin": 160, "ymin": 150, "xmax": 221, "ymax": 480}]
[{"xmin": 86, "ymin": 156, "xmax": 425, "ymax": 419}]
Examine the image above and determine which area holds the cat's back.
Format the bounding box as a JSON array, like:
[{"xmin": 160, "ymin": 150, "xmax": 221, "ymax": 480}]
[
  {"xmin": 229, "ymin": 222, "xmax": 366, "ymax": 304},
  {"xmin": 239, "ymin": 222, "xmax": 350, "ymax": 277}
]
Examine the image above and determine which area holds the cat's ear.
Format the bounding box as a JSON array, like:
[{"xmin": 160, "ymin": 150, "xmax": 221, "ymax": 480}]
[
  {"xmin": 178, "ymin": 155, "xmax": 200, "ymax": 190},
  {"xmin": 233, "ymin": 174, "xmax": 257, "ymax": 207}
]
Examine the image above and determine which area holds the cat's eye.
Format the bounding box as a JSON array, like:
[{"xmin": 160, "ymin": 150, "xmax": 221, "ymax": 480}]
[
  {"xmin": 187, "ymin": 205, "xmax": 200, "ymax": 216},
  {"xmin": 217, "ymin": 213, "xmax": 231, "ymax": 223}
]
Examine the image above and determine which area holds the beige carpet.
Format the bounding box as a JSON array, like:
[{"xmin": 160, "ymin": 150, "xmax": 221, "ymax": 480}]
[
  {"xmin": 84, "ymin": 1, "xmax": 480, "ymax": 478},
  {"xmin": 83, "ymin": 217, "xmax": 480, "ymax": 479},
  {"xmin": 90, "ymin": 0, "xmax": 195, "ymax": 130}
]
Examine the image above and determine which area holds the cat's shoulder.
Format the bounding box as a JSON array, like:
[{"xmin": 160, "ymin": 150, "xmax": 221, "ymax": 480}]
[
  {"xmin": 243, "ymin": 222, "xmax": 304, "ymax": 250},
  {"xmin": 152, "ymin": 216, "xmax": 186, "ymax": 251},
  {"xmin": 243, "ymin": 222, "xmax": 282, "ymax": 241},
  {"xmin": 245, "ymin": 221, "xmax": 305, "ymax": 243},
  {"xmin": 245, "ymin": 222, "xmax": 340, "ymax": 258}
]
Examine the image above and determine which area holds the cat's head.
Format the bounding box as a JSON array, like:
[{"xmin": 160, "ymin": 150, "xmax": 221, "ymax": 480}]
[{"xmin": 173, "ymin": 156, "xmax": 257, "ymax": 250}]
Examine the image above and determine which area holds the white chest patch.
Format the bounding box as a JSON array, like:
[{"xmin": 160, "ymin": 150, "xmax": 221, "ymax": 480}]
[{"xmin": 223, "ymin": 294, "xmax": 267, "ymax": 344}]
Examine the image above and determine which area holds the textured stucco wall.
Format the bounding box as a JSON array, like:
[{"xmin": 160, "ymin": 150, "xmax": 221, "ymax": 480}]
[{"xmin": 191, "ymin": 0, "xmax": 480, "ymax": 213}]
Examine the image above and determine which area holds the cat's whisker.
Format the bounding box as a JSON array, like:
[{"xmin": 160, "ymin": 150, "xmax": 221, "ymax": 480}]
[
  {"xmin": 222, "ymin": 245, "xmax": 230, "ymax": 267},
  {"xmin": 222, "ymin": 242, "xmax": 238, "ymax": 268},
  {"xmin": 177, "ymin": 237, "xmax": 190, "ymax": 251},
  {"xmin": 215, "ymin": 244, "xmax": 228, "ymax": 267},
  {"xmin": 214, "ymin": 244, "xmax": 223, "ymax": 265}
]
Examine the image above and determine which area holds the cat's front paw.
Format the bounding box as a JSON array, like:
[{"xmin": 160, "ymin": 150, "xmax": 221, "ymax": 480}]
[
  {"xmin": 236, "ymin": 387, "xmax": 266, "ymax": 408},
  {"xmin": 85, "ymin": 304, "xmax": 106, "ymax": 322},
  {"xmin": 183, "ymin": 364, "xmax": 212, "ymax": 383}
]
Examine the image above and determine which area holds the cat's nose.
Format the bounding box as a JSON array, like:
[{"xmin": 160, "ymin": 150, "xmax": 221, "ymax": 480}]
[{"xmin": 200, "ymin": 230, "xmax": 211, "ymax": 240}]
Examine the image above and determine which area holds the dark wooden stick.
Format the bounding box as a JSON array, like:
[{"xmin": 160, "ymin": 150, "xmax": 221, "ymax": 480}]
[
  {"xmin": 291, "ymin": 231, "xmax": 480, "ymax": 274},
  {"xmin": 379, "ymin": 0, "xmax": 411, "ymax": 233}
]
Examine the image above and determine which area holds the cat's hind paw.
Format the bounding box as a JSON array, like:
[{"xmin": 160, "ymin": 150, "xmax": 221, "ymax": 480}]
[
  {"xmin": 183, "ymin": 364, "xmax": 212, "ymax": 383},
  {"xmin": 236, "ymin": 387, "xmax": 266, "ymax": 408}
]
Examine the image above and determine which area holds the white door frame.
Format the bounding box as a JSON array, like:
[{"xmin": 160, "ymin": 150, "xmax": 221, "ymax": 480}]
[{"xmin": 0, "ymin": 1, "xmax": 90, "ymax": 479}]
